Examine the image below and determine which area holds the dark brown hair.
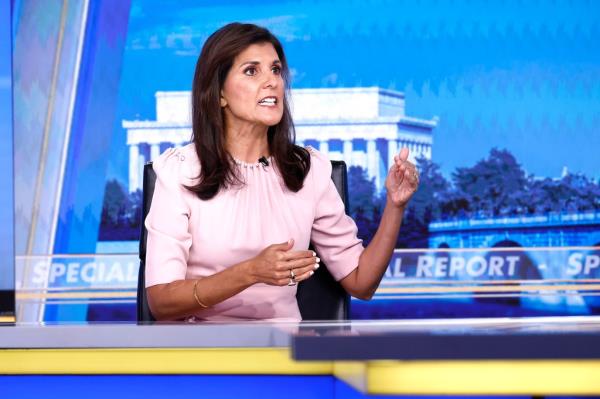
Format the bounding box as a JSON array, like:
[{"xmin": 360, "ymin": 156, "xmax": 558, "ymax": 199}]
[{"xmin": 187, "ymin": 22, "xmax": 310, "ymax": 200}]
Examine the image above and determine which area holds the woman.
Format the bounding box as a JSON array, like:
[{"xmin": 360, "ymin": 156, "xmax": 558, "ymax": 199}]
[{"xmin": 145, "ymin": 23, "xmax": 420, "ymax": 321}]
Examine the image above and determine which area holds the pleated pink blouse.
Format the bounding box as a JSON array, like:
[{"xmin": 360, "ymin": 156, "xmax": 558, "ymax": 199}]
[{"xmin": 145, "ymin": 143, "xmax": 364, "ymax": 321}]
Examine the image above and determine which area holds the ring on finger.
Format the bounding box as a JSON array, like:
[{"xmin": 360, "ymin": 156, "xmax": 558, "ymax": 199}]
[
  {"xmin": 287, "ymin": 278, "xmax": 296, "ymax": 286},
  {"xmin": 290, "ymin": 269, "xmax": 296, "ymax": 280}
]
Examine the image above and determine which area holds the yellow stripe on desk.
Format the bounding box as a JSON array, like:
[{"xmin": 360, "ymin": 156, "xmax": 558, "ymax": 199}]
[
  {"xmin": 0, "ymin": 348, "xmax": 332, "ymax": 375},
  {"xmin": 335, "ymin": 360, "xmax": 600, "ymax": 395},
  {"xmin": 4, "ymin": 348, "xmax": 600, "ymax": 395}
]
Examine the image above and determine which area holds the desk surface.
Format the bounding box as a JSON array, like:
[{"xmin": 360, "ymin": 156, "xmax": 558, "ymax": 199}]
[
  {"xmin": 0, "ymin": 322, "xmax": 291, "ymax": 348},
  {"xmin": 2, "ymin": 315, "xmax": 600, "ymax": 357},
  {"xmin": 2, "ymin": 316, "xmax": 600, "ymax": 395},
  {"xmin": 292, "ymin": 315, "xmax": 600, "ymax": 360}
]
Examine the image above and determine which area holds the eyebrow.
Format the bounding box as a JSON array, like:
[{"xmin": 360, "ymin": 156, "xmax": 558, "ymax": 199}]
[{"xmin": 239, "ymin": 60, "xmax": 281, "ymax": 69}]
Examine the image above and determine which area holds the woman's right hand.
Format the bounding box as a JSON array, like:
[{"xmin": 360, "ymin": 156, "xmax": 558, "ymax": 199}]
[{"xmin": 246, "ymin": 239, "xmax": 320, "ymax": 286}]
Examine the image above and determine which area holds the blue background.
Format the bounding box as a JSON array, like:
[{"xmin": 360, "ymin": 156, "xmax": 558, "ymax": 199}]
[
  {"xmin": 106, "ymin": 0, "xmax": 600, "ymax": 184},
  {"xmin": 0, "ymin": 375, "xmax": 537, "ymax": 399},
  {"xmin": 0, "ymin": 0, "xmax": 15, "ymax": 292},
  {"xmin": 10, "ymin": 0, "xmax": 600, "ymax": 321}
]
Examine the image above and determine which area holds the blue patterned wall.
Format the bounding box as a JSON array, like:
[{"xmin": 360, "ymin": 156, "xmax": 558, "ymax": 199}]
[
  {"xmin": 0, "ymin": 0, "xmax": 15, "ymax": 296},
  {"xmin": 12, "ymin": 0, "xmax": 600, "ymax": 321}
]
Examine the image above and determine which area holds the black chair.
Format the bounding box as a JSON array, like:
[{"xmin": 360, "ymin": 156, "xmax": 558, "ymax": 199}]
[{"xmin": 137, "ymin": 160, "xmax": 351, "ymax": 322}]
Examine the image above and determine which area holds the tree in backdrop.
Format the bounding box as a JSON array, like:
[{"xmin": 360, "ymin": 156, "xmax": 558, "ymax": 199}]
[
  {"xmin": 347, "ymin": 165, "xmax": 382, "ymax": 246},
  {"xmin": 98, "ymin": 148, "xmax": 600, "ymax": 246},
  {"xmin": 348, "ymin": 158, "xmax": 450, "ymax": 248},
  {"xmin": 451, "ymin": 148, "xmax": 528, "ymax": 217},
  {"xmin": 350, "ymin": 147, "xmax": 600, "ymax": 247},
  {"xmin": 450, "ymin": 149, "xmax": 600, "ymax": 217},
  {"xmin": 396, "ymin": 156, "xmax": 452, "ymax": 247},
  {"xmin": 526, "ymin": 174, "xmax": 600, "ymax": 214},
  {"xmin": 99, "ymin": 180, "xmax": 142, "ymax": 240}
]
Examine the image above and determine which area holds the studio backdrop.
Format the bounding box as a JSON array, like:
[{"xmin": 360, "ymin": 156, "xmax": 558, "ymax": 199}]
[{"xmin": 11, "ymin": 0, "xmax": 600, "ymax": 322}]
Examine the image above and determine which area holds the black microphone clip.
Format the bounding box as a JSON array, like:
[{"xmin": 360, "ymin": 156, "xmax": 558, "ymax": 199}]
[{"xmin": 258, "ymin": 156, "xmax": 270, "ymax": 167}]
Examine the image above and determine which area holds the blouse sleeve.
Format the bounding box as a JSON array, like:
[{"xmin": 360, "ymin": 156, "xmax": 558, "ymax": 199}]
[
  {"xmin": 144, "ymin": 148, "xmax": 193, "ymax": 287},
  {"xmin": 309, "ymin": 148, "xmax": 364, "ymax": 281}
]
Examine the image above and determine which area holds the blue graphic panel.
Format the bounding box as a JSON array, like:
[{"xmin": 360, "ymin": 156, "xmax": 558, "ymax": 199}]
[
  {"xmin": 0, "ymin": 375, "xmax": 533, "ymax": 399},
  {"xmin": 1, "ymin": 375, "xmax": 334, "ymax": 399},
  {"xmin": 12, "ymin": 0, "xmax": 600, "ymax": 321},
  {"xmin": 53, "ymin": 0, "xmax": 131, "ymax": 255},
  {"xmin": 0, "ymin": 0, "xmax": 15, "ymax": 316}
]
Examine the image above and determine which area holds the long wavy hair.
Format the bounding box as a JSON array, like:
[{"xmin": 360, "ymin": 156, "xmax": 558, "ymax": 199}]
[{"xmin": 187, "ymin": 22, "xmax": 310, "ymax": 200}]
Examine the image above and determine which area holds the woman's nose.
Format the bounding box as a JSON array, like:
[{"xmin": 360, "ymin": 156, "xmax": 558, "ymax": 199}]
[{"xmin": 264, "ymin": 75, "xmax": 278, "ymax": 89}]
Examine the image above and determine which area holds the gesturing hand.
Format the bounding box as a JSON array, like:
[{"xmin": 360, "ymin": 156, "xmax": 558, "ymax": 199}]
[
  {"xmin": 248, "ymin": 239, "xmax": 320, "ymax": 286},
  {"xmin": 385, "ymin": 147, "xmax": 419, "ymax": 208}
]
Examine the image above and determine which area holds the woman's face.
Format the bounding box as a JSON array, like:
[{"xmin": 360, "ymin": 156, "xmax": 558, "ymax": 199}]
[{"xmin": 221, "ymin": 42, "xmax": 285, "ymax": 130}]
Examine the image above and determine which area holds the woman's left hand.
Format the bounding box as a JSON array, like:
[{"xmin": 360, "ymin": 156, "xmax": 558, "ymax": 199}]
[{"xmin": 385, "ymin": 147, "xmax": 419, "ymax": 208}]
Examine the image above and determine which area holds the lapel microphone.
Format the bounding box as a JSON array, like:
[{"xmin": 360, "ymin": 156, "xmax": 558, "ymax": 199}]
[{"xmin": 258, "ymin": 156, "xmax": 269, "ymax": 166}]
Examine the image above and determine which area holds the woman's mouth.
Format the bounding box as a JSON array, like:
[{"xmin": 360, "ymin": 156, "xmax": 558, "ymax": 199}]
[{"xmin": 258, "ymin": 96, "xmax": 278, "ymax": 107}]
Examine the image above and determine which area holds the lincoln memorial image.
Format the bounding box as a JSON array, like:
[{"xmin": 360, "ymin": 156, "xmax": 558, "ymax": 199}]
[{"xmin": 124, "ymin": 87, "xmax": 437, "ymax": 192}]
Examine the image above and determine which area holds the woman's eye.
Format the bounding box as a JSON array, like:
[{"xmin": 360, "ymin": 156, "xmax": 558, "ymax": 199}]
[
  {"xmin": 272, "ymin": 66, "xmax": 281, "ymax": 75},
  {"xmin": 244, "ymin": 67, "xmax": 257, "ymax": 76}
]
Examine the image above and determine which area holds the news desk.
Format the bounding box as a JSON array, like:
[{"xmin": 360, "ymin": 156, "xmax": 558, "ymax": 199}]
[{"xmin": 2, "ymin": 316, "xmax": 600, "ymax": 398}]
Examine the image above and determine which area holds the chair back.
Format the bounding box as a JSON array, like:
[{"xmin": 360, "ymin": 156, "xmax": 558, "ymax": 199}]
[
  {"xmin": 137, "ymin": 163, "xmax": 157, "ymax": 322},
  {"xmin": 137, "ymin": 160, "xmax": 351, "ymax": 322},
  {"xmin": 296, "ymin": 160, "xmax": 350, "ymax": 320}
]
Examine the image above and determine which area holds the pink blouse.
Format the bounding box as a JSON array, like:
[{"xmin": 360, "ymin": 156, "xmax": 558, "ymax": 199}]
[{"xmin": 145, "ymin": 143, "xmax": 364, "ymax": 321}]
